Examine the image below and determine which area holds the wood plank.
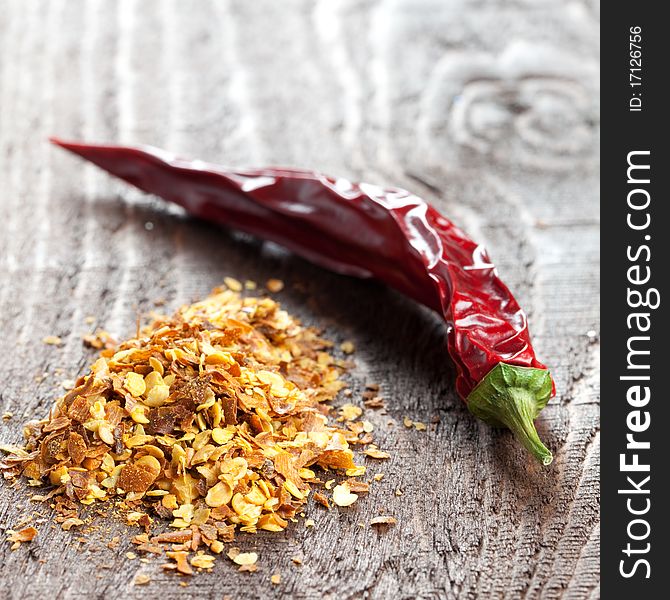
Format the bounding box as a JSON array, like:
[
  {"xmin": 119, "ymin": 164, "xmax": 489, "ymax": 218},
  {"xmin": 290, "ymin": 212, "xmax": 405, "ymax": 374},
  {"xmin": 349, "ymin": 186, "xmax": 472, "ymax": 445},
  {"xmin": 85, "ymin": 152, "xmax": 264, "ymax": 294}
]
[{"xmin": 0, "ymin": 1, "xmax": 600, "ymax": 598}]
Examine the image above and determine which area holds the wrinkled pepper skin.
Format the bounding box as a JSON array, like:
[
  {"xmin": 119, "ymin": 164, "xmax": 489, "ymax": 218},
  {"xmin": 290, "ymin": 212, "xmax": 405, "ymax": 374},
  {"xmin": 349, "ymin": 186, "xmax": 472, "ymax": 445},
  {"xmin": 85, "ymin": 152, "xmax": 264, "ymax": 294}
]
[{"xmin": 52, "ymin": 138, "xmax": 556, "ymax": 464}]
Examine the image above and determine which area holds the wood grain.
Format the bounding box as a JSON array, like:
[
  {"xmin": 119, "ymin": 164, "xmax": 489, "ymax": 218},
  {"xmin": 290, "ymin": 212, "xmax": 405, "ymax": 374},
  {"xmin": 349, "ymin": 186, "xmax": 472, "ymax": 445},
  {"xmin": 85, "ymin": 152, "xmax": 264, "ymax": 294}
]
[{"xmin": 0, "ymin": 1, "xmax": 600, "ymax": 598}]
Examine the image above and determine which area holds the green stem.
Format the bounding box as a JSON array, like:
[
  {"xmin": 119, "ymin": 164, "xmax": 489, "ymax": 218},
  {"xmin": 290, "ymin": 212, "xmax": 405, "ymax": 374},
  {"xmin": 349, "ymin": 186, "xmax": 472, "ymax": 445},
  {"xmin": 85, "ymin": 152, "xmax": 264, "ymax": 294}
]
[{"xmin": 467, "ymin": 363, "xmax": 554, "ymax": 465}]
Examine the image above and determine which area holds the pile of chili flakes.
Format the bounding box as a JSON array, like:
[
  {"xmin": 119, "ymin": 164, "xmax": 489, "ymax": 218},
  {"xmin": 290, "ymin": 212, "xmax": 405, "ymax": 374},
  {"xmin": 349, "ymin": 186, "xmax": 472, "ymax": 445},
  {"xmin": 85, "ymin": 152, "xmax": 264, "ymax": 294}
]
[{"xmin": 1, "ymin": 283, "xmax": 380, "ymax": 575}]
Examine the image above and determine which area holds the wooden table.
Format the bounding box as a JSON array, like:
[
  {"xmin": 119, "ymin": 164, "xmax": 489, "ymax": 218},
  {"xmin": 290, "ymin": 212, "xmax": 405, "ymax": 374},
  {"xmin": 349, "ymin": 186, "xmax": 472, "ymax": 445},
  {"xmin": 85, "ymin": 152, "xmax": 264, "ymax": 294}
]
[{"xmin": 0, "ymin": 1, "xmax": 600, "ymax": 598}]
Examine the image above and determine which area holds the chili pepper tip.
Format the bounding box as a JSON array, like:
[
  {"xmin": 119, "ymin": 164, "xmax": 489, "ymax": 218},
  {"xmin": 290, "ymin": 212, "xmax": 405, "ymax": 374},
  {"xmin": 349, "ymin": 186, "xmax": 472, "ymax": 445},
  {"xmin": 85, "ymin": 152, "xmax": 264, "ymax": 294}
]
[{"xmin": 466, "ymin": 363, "xmax": 554, "ymax": 465}]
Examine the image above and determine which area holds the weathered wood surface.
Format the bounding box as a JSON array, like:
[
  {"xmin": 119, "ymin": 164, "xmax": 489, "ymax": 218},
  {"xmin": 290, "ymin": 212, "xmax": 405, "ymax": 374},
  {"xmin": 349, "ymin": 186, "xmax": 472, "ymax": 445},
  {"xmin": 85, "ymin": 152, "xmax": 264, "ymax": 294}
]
[{"xmin": 0, "ymin": 1, "xmax": 600, "ymax": 598}]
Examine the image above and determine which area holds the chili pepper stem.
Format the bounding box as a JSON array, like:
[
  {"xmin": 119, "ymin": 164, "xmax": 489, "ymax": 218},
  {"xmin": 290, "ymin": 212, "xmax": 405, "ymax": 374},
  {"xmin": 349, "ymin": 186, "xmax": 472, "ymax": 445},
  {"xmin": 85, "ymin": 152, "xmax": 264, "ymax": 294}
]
[{"xmin": 467, "ymin": 363, "xmax": 554, "ymax": 465}]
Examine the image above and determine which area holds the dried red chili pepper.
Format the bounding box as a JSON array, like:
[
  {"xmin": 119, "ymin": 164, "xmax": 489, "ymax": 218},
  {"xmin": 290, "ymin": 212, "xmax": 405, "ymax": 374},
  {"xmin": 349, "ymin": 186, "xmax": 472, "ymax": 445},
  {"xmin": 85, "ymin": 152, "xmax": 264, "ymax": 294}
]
[{"xmin": 51, "ymin": 138, "xmax": 556, "ymax": 464}]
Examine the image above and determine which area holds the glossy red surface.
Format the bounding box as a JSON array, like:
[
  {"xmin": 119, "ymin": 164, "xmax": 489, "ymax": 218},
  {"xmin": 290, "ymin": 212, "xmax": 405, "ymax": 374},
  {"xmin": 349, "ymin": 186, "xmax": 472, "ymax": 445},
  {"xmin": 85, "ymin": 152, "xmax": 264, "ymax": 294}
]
[{"xmin": 51, "ymin": 138, "xmax": 553, "ymax": 400}]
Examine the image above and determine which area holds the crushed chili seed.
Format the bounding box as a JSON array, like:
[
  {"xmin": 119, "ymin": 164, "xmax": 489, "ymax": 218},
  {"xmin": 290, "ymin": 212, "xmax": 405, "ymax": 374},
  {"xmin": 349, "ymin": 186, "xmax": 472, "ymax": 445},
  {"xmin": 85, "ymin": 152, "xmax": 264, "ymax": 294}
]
[
  {"xmin": 265, "ymin": 279, "xmax": 284, "ymax": 293},
  {"xmin": 347, "ymin": 480, "xmax": 369, "ymax": 494},
  {"xmin": 42, "ymin": 336, "xmax": 62, "ymax": 346},
  {"xmin": 133, "ymin": 573, "xmax": 151, "ymax": 585},
  {"xmin": 363, "ymin": 397, "xmax": 385, "ymax": 409},
  {"xmin": 339, "ymin": 404, "xmax": 362, "ymax": 421},
  {"xmin": 313, "ymin": 491, "xmax": 330, "ymax": 509},
  {"xmin": 223, "ymin": 277, "xmax": 243, "ymax": 292},
  {"xmin": 271, "ymin": 573, "xmax": 281, "ymax": 584},
  {"xmin": 332, "ymin": 483, "xmax": 358, "ymax": 507},
  {"xmin": 82, "ymin": 330, "xmax": 116, "ymax": 350},
  {"xmin": 1, "ymin": 286, "xmax": 381, "ymax": 575},
  {"xmin": 339, "ymin": 341, "xmax": 355, "ymax": 355},
  {"xmin": 166, "ymin": 550, "xmax": 193, "ymax": 575},
  {"xmin": 190, "ymin": 553, "xmax": 216, "ymax": 569},
  {"xmin": 238, "ymin": 563, "xmax": 258, "ymax": 573},
  {"xmin": 6, "ymin": 526, "xmax": 38, "ymax": 550},
  {"xmin": 230, "ymin": 551, "xmax": 258, "ymax": 566},
  {"xmin": 61, "ymin": 518, "xmax": 84, "ymax": 531},
  {"xmin": 364, "ymin": 445, "xmax": 391, "ymax": 460},
  {"xmin": 370, "ymin": 516, "xmax": 397, "ymax": 526},
  {"xmin": 107, "ymin": 536, "xmax": 120, "ymax": 549}
]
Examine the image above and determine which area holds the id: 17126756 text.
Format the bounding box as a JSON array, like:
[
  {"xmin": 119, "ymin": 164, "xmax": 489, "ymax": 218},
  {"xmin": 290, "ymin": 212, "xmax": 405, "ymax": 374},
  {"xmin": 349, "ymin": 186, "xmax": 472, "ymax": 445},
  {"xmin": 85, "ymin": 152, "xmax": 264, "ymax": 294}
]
[{"xmin": 629, "ymin": 26, "xmax": 643, "ymax": 112}]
